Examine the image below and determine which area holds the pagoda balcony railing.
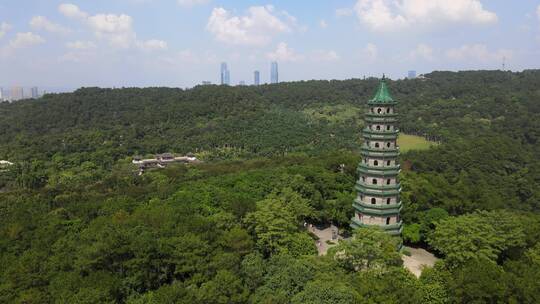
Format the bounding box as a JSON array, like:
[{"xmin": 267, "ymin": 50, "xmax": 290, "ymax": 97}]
[
  {"xmin": 357, "ymin": 167, "xmax": 400, "ymax": 177},
  {"xmin": 356, "ymin": 181, "xmax": 401, "ymax": 191},
  {"xmin": 360, "ymin": 150, "xmax": 400, "ymax": 158},
  {"xmin": 363, "ymin": 133, "xmax": 399, "ymax": 140},
  {"xmin": 367, "ymin": 100, "xmax": 398, "ymax": 106},
  {"xmin": 364, "ymin": 116, "xmax": 398, "ymax": 123},
  {"xmin": 350, "ymin": 218, "xmax": 403, "ymax": 235},
  {"xmin": 363, "ymin": 128, "xmax": 400, "ymax": 135},
  {"xmin": 353, "ymin": 198, "xmax": 402, "ymax": 210},
  {"xmin": 353, "ymin": 204, "xmax": 402, "ymax": 216},
  {"xmin": 365, "ymin": 113, "xmax": 398, "ymax": 119},
  {"xmin": 360, "ymin": 145, "xmax": 399, "ymax": 153},
  {"xmin": 357, "ymin": 163, "xmax": 400, "ymax": 171}
]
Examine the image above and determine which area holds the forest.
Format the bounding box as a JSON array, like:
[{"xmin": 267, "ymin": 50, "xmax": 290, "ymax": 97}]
[{"xmin": 1, "ymin": 69, "xmax": 540, "ymax": 303}]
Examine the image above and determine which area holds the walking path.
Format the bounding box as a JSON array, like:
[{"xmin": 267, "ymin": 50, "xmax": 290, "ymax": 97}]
[
  {"xmin": 308, "ymin": 223, "xmax": 438, "ymax": 277},
  {"xmin": 308, "ymin": 223, "xmax": 342, "ymax": 256},
  {"xmin": 402, "ymin": 246, "xmax": 439, "ymax": 277}
]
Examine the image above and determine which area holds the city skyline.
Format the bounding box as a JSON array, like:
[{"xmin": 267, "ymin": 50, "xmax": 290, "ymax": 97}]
[
  {"xmin": 0, "ymin": 86, "xmax": 42, "ymax": 101},
  {"xmin": 1, "ymin": 1, "xmax": 540, "ymax": 88}
]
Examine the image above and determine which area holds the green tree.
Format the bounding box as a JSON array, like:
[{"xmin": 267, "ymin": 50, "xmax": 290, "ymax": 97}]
[
  {"xmin": 291, "ymin": 280, "xmax": 359, "ymax": 304},
  {"xmin": 448, "ymin": 258, "xmax": 508, "ymax": 304},
  {"xmin": 329, "ymin": 226, "xmax": 402, "ymax": 272},
  {"xmin": 428, "ymin": 211, "xmax": 526, "ymax": 267}
]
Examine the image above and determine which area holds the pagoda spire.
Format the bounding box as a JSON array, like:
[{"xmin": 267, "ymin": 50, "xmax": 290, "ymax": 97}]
[{"xmin": 371, "ymin": 75, "xmax": 394, "ymax": 103}]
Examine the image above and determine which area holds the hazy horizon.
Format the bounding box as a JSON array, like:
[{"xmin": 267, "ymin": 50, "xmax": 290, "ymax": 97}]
[{"xmin": 1, "ymin": 0, "xmax": 540, "ymax": 88}]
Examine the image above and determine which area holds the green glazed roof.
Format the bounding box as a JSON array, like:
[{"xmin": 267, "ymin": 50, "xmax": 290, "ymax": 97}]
[{"xmin": 370, "ymin": 76, "xmax": 394, "ymax": 103}]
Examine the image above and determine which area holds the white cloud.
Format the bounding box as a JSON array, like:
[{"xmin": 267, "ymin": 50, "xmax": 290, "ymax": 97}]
[
  {"xmin": 267, "ymin": 42, "xmax": 303, "ymax": 62},
  {"xmin": 354, "ymin": 0, "xmax": 497, "ymax": 32},
  {"xmin": 58, "ymin": 3, "xmax": 165, "ymax": 49},
  {"xmin": 59, "ymin": 3, "xmax": 88, "ymax": 19},
  {"xmin": 335, "ymin": 8, "xmax": 354, "ymax": 17},
  {"xmin": 361, "ymin": 43, "xmax": 378, "ymax": 62},
  {"xmin": 58, "ymin": 51, "xmax": 93, "ymax": 63},
  {"xmin": 0, "ymin": 22, "xmax": 11, "ymax": 39},
  {"xmin": 409, "ymin": 43, "xmax": 434, "ymax": 61},
  {"xmin": 207, "ymin": 6, "xmax": 291, "ymax": 46},
  {"xmin": 66, "ymin": 40, "xmax": 96, "ymax": 50},
  {"xmin": 1, "ymin": 32, "xmax": 45, "ymax": 56},
  {"xmin": 445, "ymin": 44, "xmax": 512, "ymax": 63},
  {"xmin": 311, "ymin": 50, "xmax": 339, "ymax": 62},
  {"xmin": 319, "ymin": 19, "xmax": 328, "ymax": 28},
  {"xmin": 87, "ymin": 13, "xmax": 135, "ymax": 48},
  {"xmin": 30, "ymin": 16, "xmax": 71, "ymax": 34},
  {"xmin": 8, "ymin": 32, "xmax": 45, "ymax": 49},
  {"xmin": 137, "ymin": 39, "xmax": 168, "ymax": 51},
  {"xmin": 177, "ymin": 0, "xmax": 210, "ymax": 7}
]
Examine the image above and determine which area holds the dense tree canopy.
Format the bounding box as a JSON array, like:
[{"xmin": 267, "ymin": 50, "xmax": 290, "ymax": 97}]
[{"xmin": 1, "ymin": 70, "xmax": 540, "ymax": 303}]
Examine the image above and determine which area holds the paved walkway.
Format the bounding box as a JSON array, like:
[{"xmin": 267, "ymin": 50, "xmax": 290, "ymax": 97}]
[
  {"xmin": 308, "ymin": 223, "xmax": 342, "ymax": 256},
  {"xmin": 308, "ymin": 224, "xmax": 438, "ymax": 277},
  {"xmin": 402, "ymin": 246, "xmax": 438, "ymax": 277}
]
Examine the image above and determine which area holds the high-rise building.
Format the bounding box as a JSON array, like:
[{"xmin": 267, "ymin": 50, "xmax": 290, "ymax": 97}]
[
  {"xmin": 407, "ymin": 70, "xmax": 416, "ymax": 79},
  {"xmin": 220, "ymin": 62, "xmax": 230, "ymax": 85},
  {"xmin": 11, "ymin": 86, "xmax": 24, "ymax": 101},
  {"xmin": 239, "ymin": 81, "xmax": 246, "ymax": 86},
  {"xmin": 202, "ymin": 81, "xmax": 212, "ymax": 85},
  {"xmin": 0, "ymin": 87, "xmax": 3, "ymax": 101},
  {"xmin": 270, "ymin": 61, "xmax": 278, "ymax": 84},
  {"xmin": 254, "ymin": 70, "xmax": 260, "ymax": 86},
  {"xmin": 31, "ymin": 87, "xmax": 39, "ymax": 98},
  {"xmin": 351, "ymin": 77, "xmax": 402, "ymax": 238}
]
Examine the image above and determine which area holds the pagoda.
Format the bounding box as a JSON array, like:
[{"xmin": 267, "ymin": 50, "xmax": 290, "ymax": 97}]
[{"xmin": 350, "ymin": 77, "xmax": 402, "ymax": 236}]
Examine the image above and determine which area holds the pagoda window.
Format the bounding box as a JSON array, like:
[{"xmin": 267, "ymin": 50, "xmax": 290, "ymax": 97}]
[
  {"xmin": 375, "ymin": 143, "xmax": 380, "ymax": 148},
  {"xmin": 376, "ymin": 125, "xmax": 381, "ymax": 130},
  {"xmin": 386, "ymin": 142, "xmax": 391, "ymax": 148},
  {"xmin": 372, "ymin": 179, "xmax": 377, "ymax": 185},
  {"xmin": 386, "ymin": 218, "xmax": 391, "ymax": 225},
  {"xmin": 386, "ymin": 108, "xmax": 391, "ymax": 113},
  {"xmin": 360, "ymin": 194, "xmax": 364, "ymax": 200},
  {"xmin": 377, "ymin": 108, "xmax": 382, "ymax": 113},
  {"xmin": 386, "ymin": 179, "xmax": 391, "ymax": 185},
  {"xmin": 386, "ymin": 125, "xmax": 391, "ymax": 130},
  {"xmin": 371, "ymin": 198, "xmax": 376, "ymax": 204},
  {"xmin": 387, "ymin": 160, "xmax": 391, "ymax": 166},
  {"xmin": 387, "ymin": 198, "xmax": 391, "ymax": 204},
  {"xmin": 374, "ymin": 160, "xmax": 379, "ymax": 166},
  {"xmin": 362, "ymin": 176, "xmax": 366, "ymax": 182}
]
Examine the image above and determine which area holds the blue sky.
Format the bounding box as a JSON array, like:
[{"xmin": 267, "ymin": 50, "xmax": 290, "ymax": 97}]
[{"xmin": 1, "ymin": 0, "xmax": 539, "ymax": 89}]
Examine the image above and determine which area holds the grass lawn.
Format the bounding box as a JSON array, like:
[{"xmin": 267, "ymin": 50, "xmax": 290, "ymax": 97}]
[{"xmin": 398, "ymin": 134, "xmax": 437, "ymax": 153}]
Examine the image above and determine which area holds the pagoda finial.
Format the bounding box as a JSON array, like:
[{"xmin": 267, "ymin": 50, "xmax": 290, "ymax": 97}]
[{"xmin": 370, "ymin": 75, "xmax": 394, "ymax": 103}]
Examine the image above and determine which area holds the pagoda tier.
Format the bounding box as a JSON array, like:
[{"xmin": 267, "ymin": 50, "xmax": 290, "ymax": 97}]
[{"xmin": 351, "ymin": 77, "xmax": 402, "ymax": 236}]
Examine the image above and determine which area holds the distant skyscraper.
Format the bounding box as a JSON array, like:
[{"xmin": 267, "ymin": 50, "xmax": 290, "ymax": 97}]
[
  {"xmin": 220, "ymin": 62, "xmax": 230, "ymax": 85},
  {"xmin": 270, "ymin": 62, "xmax": 279, "ymax": 84},
  {"xmin": 202, "ymin": 81, "xmax": 212, "ymax": 85},
  {"xmin": 11, "ymin": 87, "xmax": 23, "ymax": 101},
  {"xmin": 0, "ymin": 87, "xmax": 3, "ymax": 101},
  {"xmin": 408, "ymin": 70, "xmax": 417, "ymax": 79},
  {"xmin": 31, "ymin": 87, "xmax": 39, "ymax": 98},
  {"xmin": 239, "ymin": 81, "xmax": 246, "ymax": 86},
  {"xmin": 254, "ymin": 70, "xmax": 260, "ymax": 86}
]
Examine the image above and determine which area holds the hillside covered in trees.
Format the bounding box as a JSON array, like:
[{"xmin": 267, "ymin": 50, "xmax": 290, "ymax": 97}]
[{"xmin": 1, "ymin": 70, "xmax": 540, "ymax": 303}]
